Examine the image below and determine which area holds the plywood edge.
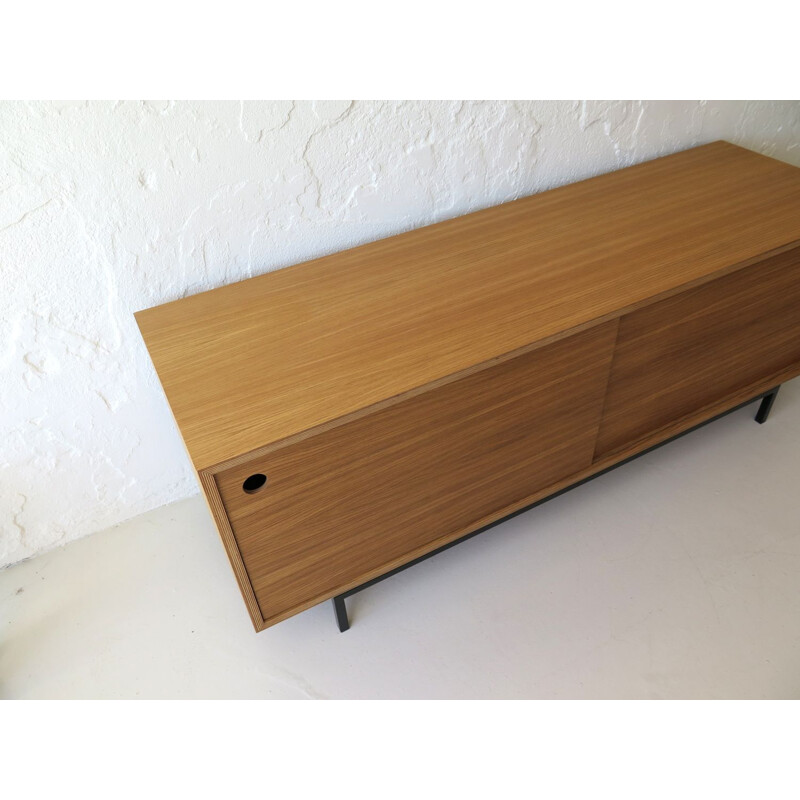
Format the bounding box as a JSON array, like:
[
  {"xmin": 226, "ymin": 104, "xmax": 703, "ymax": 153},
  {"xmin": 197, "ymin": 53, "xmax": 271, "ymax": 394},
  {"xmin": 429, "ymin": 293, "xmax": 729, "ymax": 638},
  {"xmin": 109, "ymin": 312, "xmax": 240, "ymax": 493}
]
[
  {"xmin": 253, "ymin": 359, "xmax": 800, "ymax": 631},
  {"xmin": 197, "ymin": 470, "xmax": 266, "ymax": 632},
  {"xmin": 202, "ymin": 238, "xmax": 800, "ymax": 476}
]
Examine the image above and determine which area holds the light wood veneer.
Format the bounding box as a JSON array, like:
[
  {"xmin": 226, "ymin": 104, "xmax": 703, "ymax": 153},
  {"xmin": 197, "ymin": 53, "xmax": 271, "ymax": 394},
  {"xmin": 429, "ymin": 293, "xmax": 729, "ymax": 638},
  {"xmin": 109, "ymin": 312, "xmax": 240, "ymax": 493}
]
[
  {"xmin": 596, "ymin": 246, "xmax": 800, "ymax": 458},
  {"xmin": 136, "ymin": 141, "xmax": 800, "ymax": 631},
  {"xmin": 215, "ymin": 322, "xmax": 617, "ymax": 627}
]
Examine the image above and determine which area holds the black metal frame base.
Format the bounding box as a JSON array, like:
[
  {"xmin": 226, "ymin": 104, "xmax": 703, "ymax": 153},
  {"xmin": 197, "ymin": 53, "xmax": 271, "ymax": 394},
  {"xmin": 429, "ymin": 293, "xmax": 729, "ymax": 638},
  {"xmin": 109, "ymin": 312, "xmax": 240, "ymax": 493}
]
[
  {"xmin": 331, "ymin": 384, "xmax": 782, "ymax": 632},
  {"xmin": 755, "ymin": 385, "xmax": 780, "ymax": 423}
]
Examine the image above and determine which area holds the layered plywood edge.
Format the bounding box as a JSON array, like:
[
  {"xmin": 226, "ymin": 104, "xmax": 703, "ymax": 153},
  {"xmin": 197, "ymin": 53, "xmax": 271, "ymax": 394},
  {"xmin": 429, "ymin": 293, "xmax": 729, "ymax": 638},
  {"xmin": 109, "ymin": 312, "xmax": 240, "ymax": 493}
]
[{"xmin": 135, "ymin": 141, "xmax": 800, "ymax": 631}]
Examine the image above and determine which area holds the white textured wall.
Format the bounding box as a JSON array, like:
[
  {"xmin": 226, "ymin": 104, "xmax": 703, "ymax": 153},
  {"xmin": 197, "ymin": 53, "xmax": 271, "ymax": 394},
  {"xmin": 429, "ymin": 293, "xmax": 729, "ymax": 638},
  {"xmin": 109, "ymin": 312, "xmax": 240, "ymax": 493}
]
[{"xmin": 2, "ymin": 100, "xmax": 800, "ymax": 569}]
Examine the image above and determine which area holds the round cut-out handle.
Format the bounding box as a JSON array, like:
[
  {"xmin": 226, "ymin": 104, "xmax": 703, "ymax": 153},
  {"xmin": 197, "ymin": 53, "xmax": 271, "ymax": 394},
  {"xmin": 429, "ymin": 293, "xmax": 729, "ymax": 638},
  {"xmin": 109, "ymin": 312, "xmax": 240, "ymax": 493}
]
[{"xmin": 242, "ymin": 473, "xmax": 267, "ymax": 494}]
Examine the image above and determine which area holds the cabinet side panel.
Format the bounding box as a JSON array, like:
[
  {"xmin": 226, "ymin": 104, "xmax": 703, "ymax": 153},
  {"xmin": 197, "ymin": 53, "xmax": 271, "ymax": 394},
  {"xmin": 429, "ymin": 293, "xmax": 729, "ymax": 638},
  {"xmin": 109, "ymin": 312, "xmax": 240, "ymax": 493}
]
[
  {"xmin": 216, "ymin": 321, "xmax": 618, "ymax": 626},
  {"xmin": 198, "ymin": 471, "xmax": 266, "ymax": 631},
  {"xmin": 596, "ymin": 246, "xmax": 800, "ymax": 458}
]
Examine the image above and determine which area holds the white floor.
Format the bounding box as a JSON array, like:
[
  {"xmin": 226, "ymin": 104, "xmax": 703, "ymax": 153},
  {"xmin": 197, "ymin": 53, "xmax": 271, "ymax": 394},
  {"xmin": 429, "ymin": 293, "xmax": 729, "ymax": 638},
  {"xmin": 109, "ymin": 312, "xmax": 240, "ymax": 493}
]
[{"xmin": 3, "ymin": 379, "xmax": 800, "ymax": 699}]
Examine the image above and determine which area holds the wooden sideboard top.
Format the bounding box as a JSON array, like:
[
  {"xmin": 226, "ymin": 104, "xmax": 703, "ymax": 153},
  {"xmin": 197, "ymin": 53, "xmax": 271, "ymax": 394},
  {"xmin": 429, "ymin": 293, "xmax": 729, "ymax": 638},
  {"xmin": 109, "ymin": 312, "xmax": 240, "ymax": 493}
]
[{"xmin": 135, "ymin": 141, "xmax": 800, "ymax": 471}]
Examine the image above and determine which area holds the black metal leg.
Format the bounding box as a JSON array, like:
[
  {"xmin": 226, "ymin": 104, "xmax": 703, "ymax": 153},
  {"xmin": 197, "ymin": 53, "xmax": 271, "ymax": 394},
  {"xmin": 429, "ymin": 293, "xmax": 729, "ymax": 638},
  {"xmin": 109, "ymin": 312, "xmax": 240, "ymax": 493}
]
[
  {"xmin": 755, "ymin": 386, "xmax": 780, "ymax": 424},
  {"xmin": 332, "ymin": 595, "xmax": 349, "ymax": 632}
]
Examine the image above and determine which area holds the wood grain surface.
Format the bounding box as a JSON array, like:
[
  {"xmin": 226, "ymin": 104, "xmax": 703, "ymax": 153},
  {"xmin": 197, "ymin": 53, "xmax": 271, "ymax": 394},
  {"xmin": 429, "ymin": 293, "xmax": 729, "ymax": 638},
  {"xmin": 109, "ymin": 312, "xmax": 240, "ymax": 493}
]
[
  {"xmin": 135, "ymin": 141, "xmax": 800, "ymax": 471},
  {"xmin": 133, "ymin": 140, "xmax": 800, "ymax": 632},
  {"xmin": 595, "ymin": 246, "xmax": 800, "ymax": 458},
  {"xmin": 214, "ymin": 322, "xmax": 618, "ymax": 627}
]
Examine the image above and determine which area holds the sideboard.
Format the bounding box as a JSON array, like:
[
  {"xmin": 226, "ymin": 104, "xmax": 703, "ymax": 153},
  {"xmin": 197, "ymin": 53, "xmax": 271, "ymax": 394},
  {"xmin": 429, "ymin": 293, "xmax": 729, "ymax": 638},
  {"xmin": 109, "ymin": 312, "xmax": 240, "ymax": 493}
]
[{"xmin": 135, "ymin": 141, "xmax": 800, "ymax": 632}]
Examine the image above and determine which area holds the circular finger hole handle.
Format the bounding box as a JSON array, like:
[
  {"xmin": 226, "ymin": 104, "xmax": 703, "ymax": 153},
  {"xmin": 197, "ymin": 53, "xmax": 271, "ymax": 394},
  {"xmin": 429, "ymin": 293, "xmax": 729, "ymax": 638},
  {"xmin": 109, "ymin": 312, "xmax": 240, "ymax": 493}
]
[{"xmin": 242, "ymin": 473, "xmax": 268, "ymax": 494}]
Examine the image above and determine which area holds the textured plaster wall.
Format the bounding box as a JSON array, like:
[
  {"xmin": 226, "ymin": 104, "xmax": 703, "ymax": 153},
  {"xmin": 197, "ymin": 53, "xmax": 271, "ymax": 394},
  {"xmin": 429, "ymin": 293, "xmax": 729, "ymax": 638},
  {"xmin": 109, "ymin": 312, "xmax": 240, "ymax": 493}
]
[{"xmin": 2, "ymin": 100, "xmax": 800, "ymax": 569}]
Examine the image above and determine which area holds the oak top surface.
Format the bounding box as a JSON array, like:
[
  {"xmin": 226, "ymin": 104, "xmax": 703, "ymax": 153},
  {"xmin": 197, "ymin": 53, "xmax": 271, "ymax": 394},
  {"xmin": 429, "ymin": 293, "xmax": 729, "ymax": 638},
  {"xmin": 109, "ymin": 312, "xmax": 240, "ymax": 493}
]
[{"xmin": 135, "ymin": 141, "xmax": 800, "ymax": 471}]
